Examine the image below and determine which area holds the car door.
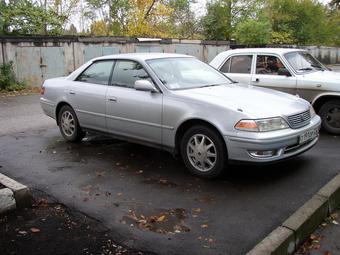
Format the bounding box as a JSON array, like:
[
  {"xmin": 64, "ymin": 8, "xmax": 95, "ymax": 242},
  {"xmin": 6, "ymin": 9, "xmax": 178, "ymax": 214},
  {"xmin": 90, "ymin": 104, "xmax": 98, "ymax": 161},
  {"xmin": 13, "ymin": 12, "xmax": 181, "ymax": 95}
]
[
  {"xmin": 67, "ymin": 60, "xmax": 114, "ymax": 132},
  {"xmin": 219, "ymin": 54, "xmax": 253, "ymax": 84},
  {"xmin": 251, "ymin": 54, "xmax": 297, "ymax": 95},
  {"xmin": 106, "ymin": 60, "xmax": 162, "ymax": 144}
]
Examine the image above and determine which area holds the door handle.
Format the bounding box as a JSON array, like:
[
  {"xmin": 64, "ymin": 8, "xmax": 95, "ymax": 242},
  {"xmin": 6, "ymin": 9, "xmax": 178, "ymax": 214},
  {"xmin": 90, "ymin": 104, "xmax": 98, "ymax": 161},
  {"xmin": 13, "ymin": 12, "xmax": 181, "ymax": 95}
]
[
  {"xmin": 251, "ymin": 78, "xmax": 260, "ymax": 82},
  {"xmin": 108, "ymin": 97, "xmax": 117, "ymax": 102},
  {"xmin": 69, "ymin": 91, "xmax": 76, "ymax": 95}
]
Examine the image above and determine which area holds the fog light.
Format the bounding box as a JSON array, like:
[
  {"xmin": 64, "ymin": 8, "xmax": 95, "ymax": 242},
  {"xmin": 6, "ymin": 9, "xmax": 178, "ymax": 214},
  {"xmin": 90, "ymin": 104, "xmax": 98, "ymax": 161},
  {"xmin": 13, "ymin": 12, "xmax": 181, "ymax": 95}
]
[{"xmin": 249, "ymin": 150, "xmax": 276, "ymax": 158}]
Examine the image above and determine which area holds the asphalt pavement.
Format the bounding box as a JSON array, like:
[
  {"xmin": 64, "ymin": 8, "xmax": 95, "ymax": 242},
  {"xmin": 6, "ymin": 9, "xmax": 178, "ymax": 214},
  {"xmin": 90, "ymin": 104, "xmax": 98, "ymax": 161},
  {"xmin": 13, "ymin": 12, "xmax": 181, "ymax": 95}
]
[{"xmin": 0, "ymin": 94, "xmax": 340, "ymax": 255}]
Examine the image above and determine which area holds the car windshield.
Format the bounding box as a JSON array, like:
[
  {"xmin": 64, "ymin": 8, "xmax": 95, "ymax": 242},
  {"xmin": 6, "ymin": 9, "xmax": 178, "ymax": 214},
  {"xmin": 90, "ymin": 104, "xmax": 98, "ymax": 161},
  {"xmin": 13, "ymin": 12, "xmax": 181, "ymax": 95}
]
[
  {"xmin": 146, "ymin": 57, "xmax": 232, "ymax": 90},
  {"xmin": 284, "ymin": 51, "xmax": 326, "ymax": 73}
]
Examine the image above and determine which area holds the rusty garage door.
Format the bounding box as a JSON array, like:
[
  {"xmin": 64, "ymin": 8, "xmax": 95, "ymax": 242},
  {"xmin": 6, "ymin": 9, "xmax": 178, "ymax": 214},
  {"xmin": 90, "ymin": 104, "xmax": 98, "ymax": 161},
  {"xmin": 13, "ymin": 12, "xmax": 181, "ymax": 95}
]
[{"xmin": 16, "ymin": 47, "xmax": 66, "ymax": 86}]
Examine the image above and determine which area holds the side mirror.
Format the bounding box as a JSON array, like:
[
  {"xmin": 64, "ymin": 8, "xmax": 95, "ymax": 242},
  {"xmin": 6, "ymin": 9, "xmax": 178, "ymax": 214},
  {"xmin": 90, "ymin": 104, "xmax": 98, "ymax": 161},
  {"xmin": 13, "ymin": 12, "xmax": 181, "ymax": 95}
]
[
  {"xmin": 134, "ymin": 80, "xmax": 158, "ymax": 92},
  {"xmin": 277, "ymin": 68, "xmax": 292, "ymax": 77}
]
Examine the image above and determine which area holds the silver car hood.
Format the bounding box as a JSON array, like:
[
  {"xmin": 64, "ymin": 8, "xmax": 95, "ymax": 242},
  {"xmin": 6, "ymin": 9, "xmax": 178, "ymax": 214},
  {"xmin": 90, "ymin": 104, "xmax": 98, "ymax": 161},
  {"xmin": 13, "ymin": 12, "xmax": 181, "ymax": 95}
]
[{"xmin": 171, "ymin": 84, "xmax": 309, "ymax": 118}]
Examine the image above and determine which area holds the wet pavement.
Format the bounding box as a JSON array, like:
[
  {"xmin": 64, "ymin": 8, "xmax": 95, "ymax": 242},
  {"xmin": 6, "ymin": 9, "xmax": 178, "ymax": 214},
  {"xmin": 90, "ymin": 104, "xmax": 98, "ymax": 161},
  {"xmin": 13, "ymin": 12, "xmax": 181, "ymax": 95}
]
[
  {"xmin": 0, "ymin": 190, "xmax": 150, "ymax": 255},
  {"xmin": 0, "ymin": 94, "xmax": 340, "ymax": 255},
  {"xmin": 296, "ymin": 211, "xmax": 340, "ymax": 255}
]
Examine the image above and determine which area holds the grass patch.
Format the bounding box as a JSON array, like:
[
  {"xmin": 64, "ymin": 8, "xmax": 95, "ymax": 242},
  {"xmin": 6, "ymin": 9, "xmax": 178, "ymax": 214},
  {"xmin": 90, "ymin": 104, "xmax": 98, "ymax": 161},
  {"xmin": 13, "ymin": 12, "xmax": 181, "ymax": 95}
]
[{"xmin": 0, "ymin": 61, "xmax": 27, "ymax": 92}]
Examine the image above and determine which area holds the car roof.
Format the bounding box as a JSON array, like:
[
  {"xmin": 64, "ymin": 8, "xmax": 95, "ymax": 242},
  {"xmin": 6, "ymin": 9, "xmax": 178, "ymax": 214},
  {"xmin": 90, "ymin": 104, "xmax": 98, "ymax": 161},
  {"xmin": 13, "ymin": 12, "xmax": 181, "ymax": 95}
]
[
  {"xmin": 223, "ymin": 48, "xmax": 305, "ymax": 54},
  {"xmin": 209, "ymin": 48, "xmax": 307, "ymax": 67},
  {"xmin": 92, "ymin": 53, "xmax": 193, "ymax": 62}
]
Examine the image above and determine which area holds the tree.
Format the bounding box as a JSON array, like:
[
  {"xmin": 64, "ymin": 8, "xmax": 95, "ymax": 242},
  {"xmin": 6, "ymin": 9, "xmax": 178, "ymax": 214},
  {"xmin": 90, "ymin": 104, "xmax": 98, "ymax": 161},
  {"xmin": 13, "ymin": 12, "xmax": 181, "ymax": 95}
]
[
  {"xmin": 64, "ymin": 23, "xmax": 78, "ymax": 35},
  {"xmin": 265, "ymin": 0, "xmax": 329, "ymax": 45},
  {"xmin": 201, "ymin": 0, "xmax": 264, "ymax": 41},
  {"xmin": 202, "ymin": 0, "xmax": 231, "ymax": 40},
  {"xmin": 1, "ymin": 0, "xmax": 65, "ymax": 35},
  {"xmin": 167, "ymin": 0, "xmax": 199, "ymax": 38},
  {"xmin": 0, "ymin": 0, "xmax": 8, "ymax": 34},
  {"xmin": 48, "ymin": 0, "xmax": 79, "ymax": 31},
  {"xmin": 234, "ymin": 18, "xmax": 272, "ymax": 45},
  {"xmin": 90, "ymin": 20, "xmax": 109, "ymax": 35},
  {"xmin": 125, "ymin": 0, "xmax": 173, "ymax": 37},
  {"xmin": 85, "ymin": 0, "xmax": 130, "ymax": 35},
  {"xmin": 330, "ymin": 0, "xmax": 340, "ymax": 9}
]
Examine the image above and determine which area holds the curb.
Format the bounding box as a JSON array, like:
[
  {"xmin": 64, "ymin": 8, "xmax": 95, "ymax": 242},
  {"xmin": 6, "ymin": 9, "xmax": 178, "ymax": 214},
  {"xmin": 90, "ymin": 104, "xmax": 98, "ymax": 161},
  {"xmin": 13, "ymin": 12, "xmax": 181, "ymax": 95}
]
[
  {"xmin": 247, "ymin": 172, "xmax": 340, "ymax": 255},
  {"xmin": 0, "ymin": 173, "xmax": 32, "ymax": 214}
]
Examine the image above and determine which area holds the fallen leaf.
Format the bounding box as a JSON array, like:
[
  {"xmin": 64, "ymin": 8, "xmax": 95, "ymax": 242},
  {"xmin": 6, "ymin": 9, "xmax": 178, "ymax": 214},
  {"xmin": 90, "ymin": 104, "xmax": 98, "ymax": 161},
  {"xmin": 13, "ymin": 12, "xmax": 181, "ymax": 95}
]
[
  {"xmin": 157, "ymin": 215, "xmax": 166, "ymax": 222},
  {"xmin": 201, "ymin": 224, "xmax": 208, "ymax": 229},
  {"xmin": 95, "ymin": 170, "xmax": 106, "ymax": 177},
  {"xmin": 313, "ymin": 244, "xmax": 321, "ymax": 250},
  {"xmin": 324, "ymin": 251, "xmax": 331, "ymax": 255},
  {"xmin": 30, "ymin": 227, "xmax": 40, "ymax": 233},
  {"xmin": 330, "ymin": 213, "xmax": 338, "ymax": 220},
  {"xmin": 310, "ymin": 234, "xmax": 317, "ymax": 240}
]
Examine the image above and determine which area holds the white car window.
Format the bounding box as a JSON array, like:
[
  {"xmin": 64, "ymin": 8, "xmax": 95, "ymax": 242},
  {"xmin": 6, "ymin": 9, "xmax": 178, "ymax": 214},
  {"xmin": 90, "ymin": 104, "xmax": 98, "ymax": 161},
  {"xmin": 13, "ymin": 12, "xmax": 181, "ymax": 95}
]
[
  {"xmin": 228, "ymin": 55, "xmax": 252, "ymax": 74},
  {"xmin": 256, "ymin": 55, "xmax": 289, "ymax": 76}
]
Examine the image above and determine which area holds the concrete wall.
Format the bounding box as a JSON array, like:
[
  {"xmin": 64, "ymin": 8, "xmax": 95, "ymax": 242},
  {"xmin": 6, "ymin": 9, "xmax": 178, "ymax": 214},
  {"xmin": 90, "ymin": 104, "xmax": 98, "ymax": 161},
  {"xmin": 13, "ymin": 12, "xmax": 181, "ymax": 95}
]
[
  {"xmin": 1, "ymin": 36, "xmax": 340, "ymax": 87},
  {"xmin": 0, "ymin": 36, "xmax": 230, "ymax": 87}
]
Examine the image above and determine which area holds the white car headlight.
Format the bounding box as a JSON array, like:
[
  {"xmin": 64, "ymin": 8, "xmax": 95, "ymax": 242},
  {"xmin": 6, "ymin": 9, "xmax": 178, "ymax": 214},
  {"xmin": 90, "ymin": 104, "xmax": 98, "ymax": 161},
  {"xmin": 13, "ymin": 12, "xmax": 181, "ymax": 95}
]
[
  {"xmin": 310, "ymin": 106, "xmax": 316, "ymax": 118},
  {"xmin": 235, "ymin": 117, "xmax": 289, "ymax": 132}
]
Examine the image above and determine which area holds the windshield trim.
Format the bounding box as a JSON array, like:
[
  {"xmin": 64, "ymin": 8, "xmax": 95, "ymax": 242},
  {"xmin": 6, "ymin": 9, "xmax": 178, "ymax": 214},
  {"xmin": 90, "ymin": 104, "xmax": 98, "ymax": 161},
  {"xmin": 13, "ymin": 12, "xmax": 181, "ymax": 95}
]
[
  {"xmin": 146, "ymin": 57, "xmax": 233, "ymax": 91},
  {"xmin": 283, "ymin": 51, "xmax": 325, "ymax": 75}
]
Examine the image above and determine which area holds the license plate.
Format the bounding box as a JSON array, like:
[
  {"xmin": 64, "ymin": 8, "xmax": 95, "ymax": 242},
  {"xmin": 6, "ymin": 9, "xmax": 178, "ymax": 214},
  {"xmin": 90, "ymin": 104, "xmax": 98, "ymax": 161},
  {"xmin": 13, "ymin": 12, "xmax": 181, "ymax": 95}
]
[{"xmin": 299, "ymin": 128, "xmax": 318, "ymax": 144}]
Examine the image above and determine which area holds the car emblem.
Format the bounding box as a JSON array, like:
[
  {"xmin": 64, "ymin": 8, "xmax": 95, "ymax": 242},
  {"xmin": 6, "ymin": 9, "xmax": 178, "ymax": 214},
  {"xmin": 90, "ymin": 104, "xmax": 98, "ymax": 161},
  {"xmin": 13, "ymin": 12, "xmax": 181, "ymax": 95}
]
[{"xmin": 301, "ymin": 114, "xmax": 307, "ymax": 121}]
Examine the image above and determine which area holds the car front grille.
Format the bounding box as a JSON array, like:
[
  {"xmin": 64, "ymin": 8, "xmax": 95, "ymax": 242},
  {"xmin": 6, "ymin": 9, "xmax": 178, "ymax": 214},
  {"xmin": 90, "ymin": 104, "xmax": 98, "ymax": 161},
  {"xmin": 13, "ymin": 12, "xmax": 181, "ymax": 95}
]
[{"xmin": 287, "ymin": 110, "xmax": 311, "ymax": 129}]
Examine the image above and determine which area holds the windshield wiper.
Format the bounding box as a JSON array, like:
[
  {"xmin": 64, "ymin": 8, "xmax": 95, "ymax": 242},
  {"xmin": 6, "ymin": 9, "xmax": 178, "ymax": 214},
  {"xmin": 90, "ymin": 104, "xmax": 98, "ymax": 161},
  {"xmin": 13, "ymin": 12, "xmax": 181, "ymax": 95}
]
[
  {"xmin": 298, "ymin": 67, "xmax": 313, "ymax": 71},
  {"xmin": 311, "ymin": 64, "xmax": 325, "ymax": 71},
  {"xmin": 199, "ymin": 83, "xmax": 226, "ymax": 88}
]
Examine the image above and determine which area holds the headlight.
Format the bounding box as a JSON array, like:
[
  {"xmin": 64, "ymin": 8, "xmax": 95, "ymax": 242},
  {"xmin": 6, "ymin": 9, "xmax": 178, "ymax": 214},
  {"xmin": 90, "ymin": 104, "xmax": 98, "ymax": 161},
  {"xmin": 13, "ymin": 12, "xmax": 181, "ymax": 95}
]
[
  {"xmin": 310, "ymin": 106, "xmax": 316, "ymax": 118},
  {"xmin": 235, "ymin": 117, "xmax": 289, "ymax": 132}
]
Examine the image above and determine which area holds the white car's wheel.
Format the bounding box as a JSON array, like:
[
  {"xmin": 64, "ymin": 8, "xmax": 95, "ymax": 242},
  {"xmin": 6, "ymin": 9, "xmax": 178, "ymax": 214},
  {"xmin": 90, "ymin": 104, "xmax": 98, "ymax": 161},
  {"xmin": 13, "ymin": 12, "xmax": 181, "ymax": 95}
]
[
  {"xmin": 319, "ymin": 100, "xmax": 340, "ymax": 135},
  {"xmin": 180, "ymin": 125, "xmax": 227, "ymax": 178},
  {"xmin": 58, "ymin": 105, "xmax": 85, "ymax": 142}
]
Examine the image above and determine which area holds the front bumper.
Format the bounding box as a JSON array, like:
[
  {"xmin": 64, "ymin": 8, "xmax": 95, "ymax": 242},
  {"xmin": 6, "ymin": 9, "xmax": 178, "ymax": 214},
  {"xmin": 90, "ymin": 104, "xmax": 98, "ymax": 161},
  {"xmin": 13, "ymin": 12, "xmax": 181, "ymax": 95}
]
[{"xmin": 224, "ymin": 115, "xmax": 321, "ymax": 163}]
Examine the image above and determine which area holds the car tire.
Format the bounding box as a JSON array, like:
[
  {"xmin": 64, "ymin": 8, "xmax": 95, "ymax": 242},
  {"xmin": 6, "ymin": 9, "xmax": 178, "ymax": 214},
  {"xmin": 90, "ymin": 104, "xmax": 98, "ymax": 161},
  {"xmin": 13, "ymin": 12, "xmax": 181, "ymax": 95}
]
[
  {"xmin": 58, "ymin": 105, "xmax": 85, "ymax": 142},
  {"xmin": 180, "ymin": 125, "xmax": 227, "ymax": 178},
  {"xmin": 319, "ymin": 100, "xmax": 340, "ymax": 135}
]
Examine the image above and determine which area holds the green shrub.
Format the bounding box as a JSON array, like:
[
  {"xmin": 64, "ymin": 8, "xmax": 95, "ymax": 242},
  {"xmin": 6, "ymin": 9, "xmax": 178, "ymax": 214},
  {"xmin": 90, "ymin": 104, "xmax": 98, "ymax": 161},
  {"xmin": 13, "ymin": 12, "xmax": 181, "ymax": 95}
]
[{"xmin": 0, "ymin": 61, "xmax": 26, "ymax": 91}]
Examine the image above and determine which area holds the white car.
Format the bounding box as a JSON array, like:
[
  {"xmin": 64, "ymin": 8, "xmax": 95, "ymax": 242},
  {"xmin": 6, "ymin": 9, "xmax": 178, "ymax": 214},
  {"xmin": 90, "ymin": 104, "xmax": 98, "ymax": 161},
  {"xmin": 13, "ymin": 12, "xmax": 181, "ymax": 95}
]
[{"xmin": 210, "ymin": 48, "xmax": 340, "ymax": 134}]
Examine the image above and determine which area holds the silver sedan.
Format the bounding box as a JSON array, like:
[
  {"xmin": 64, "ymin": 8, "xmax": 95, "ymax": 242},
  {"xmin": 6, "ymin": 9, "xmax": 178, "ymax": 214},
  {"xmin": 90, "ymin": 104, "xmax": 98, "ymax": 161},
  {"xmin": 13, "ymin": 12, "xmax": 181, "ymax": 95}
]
[{"xmin": 40, "ymin": 53, "xmax": 321, "ymax": 178}]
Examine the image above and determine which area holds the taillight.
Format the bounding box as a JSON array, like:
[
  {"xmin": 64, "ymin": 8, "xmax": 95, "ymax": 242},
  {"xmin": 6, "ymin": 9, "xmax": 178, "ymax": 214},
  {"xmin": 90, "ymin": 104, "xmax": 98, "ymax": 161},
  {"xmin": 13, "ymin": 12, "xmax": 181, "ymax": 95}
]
[{"xmin": 40, "ymin": 86, "xmax": 45, "ymax": 95}]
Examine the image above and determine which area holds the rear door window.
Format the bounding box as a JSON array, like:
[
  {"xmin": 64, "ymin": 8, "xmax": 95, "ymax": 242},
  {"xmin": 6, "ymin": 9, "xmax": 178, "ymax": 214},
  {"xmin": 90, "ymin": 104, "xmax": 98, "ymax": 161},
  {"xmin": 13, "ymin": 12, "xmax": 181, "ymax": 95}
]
[
  {"xmin": 220, "ymin": 58, "xmax": 231, "ymax": 73},
  {"xmin": 229, "ymin": 55, "xmax": 253, "ymax": 74}
]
